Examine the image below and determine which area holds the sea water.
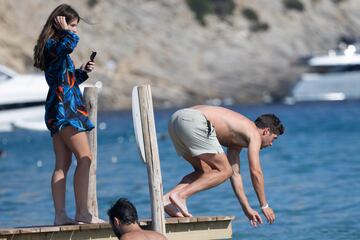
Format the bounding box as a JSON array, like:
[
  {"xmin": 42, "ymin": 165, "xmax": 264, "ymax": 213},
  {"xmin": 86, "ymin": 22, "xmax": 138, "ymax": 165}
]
[{"xmin": 0, "ymin": 101, "xmax": 359, "ymax": 240}]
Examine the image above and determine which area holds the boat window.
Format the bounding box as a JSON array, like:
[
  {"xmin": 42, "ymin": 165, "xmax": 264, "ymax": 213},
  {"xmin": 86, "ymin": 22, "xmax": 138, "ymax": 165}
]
[{"xmin": 308, "ymin": 64, "xmax": 360, "ymax": 74}]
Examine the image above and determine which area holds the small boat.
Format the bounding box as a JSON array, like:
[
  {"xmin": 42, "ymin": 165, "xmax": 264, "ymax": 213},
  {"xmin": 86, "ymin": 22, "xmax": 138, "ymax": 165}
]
[
  {"xmin": 287, "ymin": 41, "xmax": 360, "ymax": 103},
  {"xmin": 0, "ymin": 65, "xmax": 47, "ymax": 131}
]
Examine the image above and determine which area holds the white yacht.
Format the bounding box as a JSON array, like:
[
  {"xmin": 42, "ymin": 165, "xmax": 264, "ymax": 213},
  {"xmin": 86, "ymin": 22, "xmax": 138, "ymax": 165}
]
[
  {"xmin": 0, "ymin": 65, "xmax": 48, "ymax": 131},
  {"xmin": 0, "ymin": 65, "xmax": 102, "ymax": 132},
  {"xmin": 288, "ymin": 43, "xmax": 360, "ymax": 103}
]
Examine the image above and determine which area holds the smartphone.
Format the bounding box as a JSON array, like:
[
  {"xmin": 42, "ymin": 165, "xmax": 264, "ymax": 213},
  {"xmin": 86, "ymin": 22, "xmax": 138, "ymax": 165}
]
[{"xmin": 90, "ymin": 51, "xmax": 97, "ymax": 61}]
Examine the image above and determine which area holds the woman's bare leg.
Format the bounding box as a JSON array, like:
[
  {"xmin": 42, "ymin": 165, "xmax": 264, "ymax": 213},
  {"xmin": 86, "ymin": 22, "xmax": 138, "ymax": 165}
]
[
  {"xmin": 59, "ymin": 126, "xmax": 103, "ymax": 223},
  {"xmin": 52, "ymin": 133, "xmax": 77, "ymax": 225}
]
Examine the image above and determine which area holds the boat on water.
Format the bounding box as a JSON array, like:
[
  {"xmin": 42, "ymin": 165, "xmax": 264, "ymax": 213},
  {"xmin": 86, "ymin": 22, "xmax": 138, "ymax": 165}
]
[
  {"xmin": 287, "ymin": 41, "xmax": 360, "ymax": 103},
  {"xmin": 0, "ymin": 65, "xmax": 102, "ymax": 132},
  {"xmin": 0, "ymin": 65, "xmax": 48, "ymax": 131}
]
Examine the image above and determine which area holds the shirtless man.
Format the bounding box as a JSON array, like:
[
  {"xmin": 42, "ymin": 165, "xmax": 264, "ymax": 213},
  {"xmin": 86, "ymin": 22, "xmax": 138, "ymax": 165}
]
[
  {"xmin": 164, "ymin": 105, "xmax": 284, "ymax": 227},
  {"xmin": 108, "ymin": 198, "xmax": 167, "ymax": 240}
]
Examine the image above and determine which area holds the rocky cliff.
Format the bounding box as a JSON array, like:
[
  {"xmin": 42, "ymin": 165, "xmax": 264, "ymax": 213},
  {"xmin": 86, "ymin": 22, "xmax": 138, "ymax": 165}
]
[{"xmin": 1, "ymin": 0, "xmax": 360, "ymax": 110}]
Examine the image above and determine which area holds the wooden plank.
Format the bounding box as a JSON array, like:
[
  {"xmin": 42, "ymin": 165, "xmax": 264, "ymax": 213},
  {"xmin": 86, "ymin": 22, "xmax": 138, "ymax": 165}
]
[
  {"xmin": 137, "ymin": 85, "xmax": 166, "ymax": 234},
  {"xmin": 84, "ymin": 86, "xmax": 99, "ymax": 218},
  {"xmin": 0, "ymin": 228, "xmax": 21, "ymax": 235},
  {"xmin": 164, "ymin": 216, "xmax": 233, "ymax": 240},
  {"xmin": 165, "ymin": 218, "xmax": 180, "ymax": 224},
  {"xmin": 70, "ymin": 229, "xmax": 114, "ymax": 240},
  {"xmin": 216, "ymin": 216, "xmax": 235, "ymax": 221},
  {"xmin": 79, "ymin": 223, "xmax": 101, "ymax": 230},
  {"xmin": 197, "ymin": 216, "xmax": 218, "ymax": 222},
  {"xmin": 166, "ymin": 221, "xmax": 233, "ymax": 240},
  {"xmin": 59, "ymin": 225, "xmax": 80, "ymax": 231},
  {"xmin": 178, "ymin": 217, "xmax": 197, "ymax": 223},
  {"xmin": 46, "ymin": 231, "xmax": 74, "ymax": 240},
  {"xmin": 99, "ymin": 223, "xmax": 112, "ymax": 229},
  {"xmin": 0, "ymin": 216, "xmax": 234, "ymax": 240},
  {"xmin": 19, "ymin": 227, "xmax": 40, "ymax": 234},
  {"xmin": 39, "ymin": 225, "xmax": 61, "ymax": 233}
]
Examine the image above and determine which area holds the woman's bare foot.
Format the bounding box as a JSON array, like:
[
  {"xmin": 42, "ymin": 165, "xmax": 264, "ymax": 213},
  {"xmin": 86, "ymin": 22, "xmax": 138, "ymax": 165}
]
[
  {"xmin": 54, "ymin": 212, "xmax": 78, "ymax": 225},
  {"xmin": 169, "ymin": 193, "xmax": 192, "ymax": 217},
  {"xmin": 75, "ymin": 212, "xmax": 105, "ymax": 224}
]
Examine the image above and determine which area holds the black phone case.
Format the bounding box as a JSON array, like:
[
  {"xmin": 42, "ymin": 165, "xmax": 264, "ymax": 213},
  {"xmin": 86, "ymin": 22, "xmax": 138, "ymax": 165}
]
[{"xmin": 90, "ymin": 51, "xmax": 97, "ymax": 61}]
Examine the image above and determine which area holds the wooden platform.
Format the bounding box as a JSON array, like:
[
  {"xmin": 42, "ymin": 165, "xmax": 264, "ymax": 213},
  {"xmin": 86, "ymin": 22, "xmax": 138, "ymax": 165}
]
[{"xmin": 0, "ymin": 216, "xmax": 234, "ymax": 240}]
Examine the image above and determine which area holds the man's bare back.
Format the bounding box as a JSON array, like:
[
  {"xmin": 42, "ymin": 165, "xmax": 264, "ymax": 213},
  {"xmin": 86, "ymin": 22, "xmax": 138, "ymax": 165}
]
[
  {"xmin": 192, "ymin": 105, "xmax": 258, "ymax": 148},
  {"xmin": 120, "ymin": 229, "xmax": 167, "ymax": 240}
]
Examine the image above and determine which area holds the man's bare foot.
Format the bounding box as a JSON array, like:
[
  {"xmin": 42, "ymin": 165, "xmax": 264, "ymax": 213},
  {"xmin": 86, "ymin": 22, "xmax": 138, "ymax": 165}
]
[
  {"xmin": 75, "ymin": 212, "xmax": 105, "ymax": 224},
  {"xmin": 164, "ymin": 194, "xmax": 184, "ymax": 217},
  {"xmin": 164, "ymin": 203, "xmax": 184, "ymax": 217},
  {"xmin": 169, "ymin": 193, "xmax": 192, "ymax": 217},
  {"xmin": 54, "ymin": 212, "xmax": 78, "ymax": 225}
]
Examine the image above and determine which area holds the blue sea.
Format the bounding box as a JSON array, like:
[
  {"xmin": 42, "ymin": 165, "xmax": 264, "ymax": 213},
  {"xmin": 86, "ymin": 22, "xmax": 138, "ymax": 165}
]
[{"xmin": 0, "ymin": 101, "xmax": 359, "ymax": 239}]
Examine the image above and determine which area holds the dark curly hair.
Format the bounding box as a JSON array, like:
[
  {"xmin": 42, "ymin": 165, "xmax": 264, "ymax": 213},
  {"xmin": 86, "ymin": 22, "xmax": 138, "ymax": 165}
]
[
  {"xmin": 107, "ymin": 198, "xmax": 138, "ymax": 226},
  {"xmin": 254, "ymin": 114, "xmax": 284, "ymax": 135}
]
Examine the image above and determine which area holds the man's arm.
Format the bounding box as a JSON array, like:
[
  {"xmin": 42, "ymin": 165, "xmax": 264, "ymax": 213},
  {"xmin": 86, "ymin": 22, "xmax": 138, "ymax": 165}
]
[
  {"xmin": 247, "ymin": 136, "xmax": 275, "ymax": 224},
  {"xmin": 227, "ymin": 147, "xmax": 263, "ymax": 227}
]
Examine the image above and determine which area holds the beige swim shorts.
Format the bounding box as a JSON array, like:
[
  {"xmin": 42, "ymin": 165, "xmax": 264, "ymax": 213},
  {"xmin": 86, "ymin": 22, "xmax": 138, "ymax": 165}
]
[{"xmin": 168, "ymin": 108, "xmax": 224, "ymax": 157}]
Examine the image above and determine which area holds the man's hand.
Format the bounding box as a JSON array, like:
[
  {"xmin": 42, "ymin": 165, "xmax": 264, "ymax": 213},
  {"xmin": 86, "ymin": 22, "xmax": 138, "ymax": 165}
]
[
  {"xmin": 244, "ymin": 208, "xmax": 263, "ymax": 227},
  {"xmin": 55, "ymin": 16, "xmax": 69, "ymax": 31},
  {"xmin": 261, "ymin": 206, "xmax": 275, "ymax": 224}
]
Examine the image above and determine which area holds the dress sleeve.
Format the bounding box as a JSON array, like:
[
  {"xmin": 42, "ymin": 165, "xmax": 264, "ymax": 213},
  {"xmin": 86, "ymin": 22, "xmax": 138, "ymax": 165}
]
[
  {"xmin": 75, "ymin": 69, "xmax": 89, "ymax": 84},
  {"xmin": 46, "ymin": 31, "xmax": 79, "ymax": 57}
]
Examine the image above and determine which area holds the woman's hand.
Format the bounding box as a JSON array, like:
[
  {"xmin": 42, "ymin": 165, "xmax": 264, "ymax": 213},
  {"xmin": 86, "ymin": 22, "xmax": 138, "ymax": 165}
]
[
  {"xmin": 54, "ymin": 16, "xmax": 69, "ymax": 31},
  {"xmin": 80, "ymin": 61, "xmax": 95, "ymax": 73}
]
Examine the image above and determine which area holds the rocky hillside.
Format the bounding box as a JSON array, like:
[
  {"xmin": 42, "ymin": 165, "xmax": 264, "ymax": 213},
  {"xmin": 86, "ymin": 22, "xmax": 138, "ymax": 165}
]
[{"xmin": 1, "ymin": 0, "xmax": 360, "ymax": 110}]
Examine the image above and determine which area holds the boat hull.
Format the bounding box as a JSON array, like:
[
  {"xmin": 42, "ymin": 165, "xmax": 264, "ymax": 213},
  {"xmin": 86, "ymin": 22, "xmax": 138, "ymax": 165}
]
[
  {"xmin": 0, "ymin": 106, "xmax": 46, "ymax": 131},
  {"xmin": 291, "ymin": 71, "xmax": 360, "ymax": 102}
]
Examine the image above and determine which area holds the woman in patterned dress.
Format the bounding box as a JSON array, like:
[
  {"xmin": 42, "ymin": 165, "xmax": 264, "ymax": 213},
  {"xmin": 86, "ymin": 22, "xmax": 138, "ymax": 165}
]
[{"xmin": 34, "ymin": 4, "xmax": 103, "ymax": 225}]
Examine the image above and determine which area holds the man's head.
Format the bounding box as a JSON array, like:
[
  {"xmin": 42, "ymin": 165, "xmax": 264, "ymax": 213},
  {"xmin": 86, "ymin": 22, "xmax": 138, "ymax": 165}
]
[
  {"xmin": 255, "ymin": 114, "xmax": 284, "ymax": 148},
  {"xmin": 107, "ymin": 198, "xmax": 138, "ymax": 238}
]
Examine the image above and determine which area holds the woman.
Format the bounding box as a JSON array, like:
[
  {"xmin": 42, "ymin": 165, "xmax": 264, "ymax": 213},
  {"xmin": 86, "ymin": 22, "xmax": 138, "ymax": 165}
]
[{"xmin": 34, "ymin": 4, "xmax": 102, "ymax": 225}]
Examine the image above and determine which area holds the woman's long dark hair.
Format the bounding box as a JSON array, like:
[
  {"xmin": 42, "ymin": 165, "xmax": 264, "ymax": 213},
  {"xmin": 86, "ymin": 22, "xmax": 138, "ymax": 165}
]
[{"xmin": 33, "ymin": 4, "xmax": 80, "ymax": 70}]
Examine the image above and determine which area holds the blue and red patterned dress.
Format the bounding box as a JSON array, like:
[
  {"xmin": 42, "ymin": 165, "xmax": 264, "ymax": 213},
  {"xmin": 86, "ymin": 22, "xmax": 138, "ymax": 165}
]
[{"xmin": 44, "ymin": 30, "xmax": 94, "ymax": 136}]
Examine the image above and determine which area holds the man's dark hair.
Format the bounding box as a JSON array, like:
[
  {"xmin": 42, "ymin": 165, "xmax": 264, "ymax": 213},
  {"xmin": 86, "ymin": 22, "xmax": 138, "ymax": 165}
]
[
  {"xmin": 254, "ymin": 114, "xmax": 284, "ymax": 135},
  {"xmin": 107, "ymin": 198, "xmax": 138, "ymax": 226}
]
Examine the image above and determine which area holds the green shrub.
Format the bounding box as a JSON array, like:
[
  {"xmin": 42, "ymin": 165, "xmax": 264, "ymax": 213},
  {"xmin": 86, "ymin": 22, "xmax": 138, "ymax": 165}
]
[
  {"xmin": 212, "ymin": 0, "xmax": 235, "ymax": 20},
  {"xmin": 186, "ymin": 0, "xmax": 235, "ymax": 26},
  {"xmin": 250, "ymin": 21, "xmax": 270, "ymax": 32},
  {"xmin": 283, "ymin": 0, "xmax": 305, "ymax": 12},
  {"xmin": 242, "ymin": 7, "xmax": 259, "ymax": 22},
  {"xmin": 187, "ymin": 0, "xmax": 212, "ymax": 26},
  {"xmin": 87, "ymin": 0, "xmax": 99, "ymax": 8},
  {"xmin": 241, "ymin": 7, "xmax": 269, "ymax": 33},
  {"xmin": 332, "ymin": 0, "xmax": 347, "ymax": 4}
]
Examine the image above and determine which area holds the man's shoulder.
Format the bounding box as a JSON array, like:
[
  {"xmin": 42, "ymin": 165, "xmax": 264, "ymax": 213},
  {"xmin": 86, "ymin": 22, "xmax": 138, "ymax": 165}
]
[{"xmin": 119, "ymin": 232, "xmax": 140, "ymax": 240}]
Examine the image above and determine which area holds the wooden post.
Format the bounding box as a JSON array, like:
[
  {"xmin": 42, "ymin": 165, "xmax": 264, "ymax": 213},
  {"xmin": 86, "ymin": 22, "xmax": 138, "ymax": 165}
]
[
  {"xmin": 137, "ymin": 85, "xmax": 166, "ymax": 234},
  {"xmin": 83, "ymin": 86, "xmax": 99, "ymax": 217}
]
